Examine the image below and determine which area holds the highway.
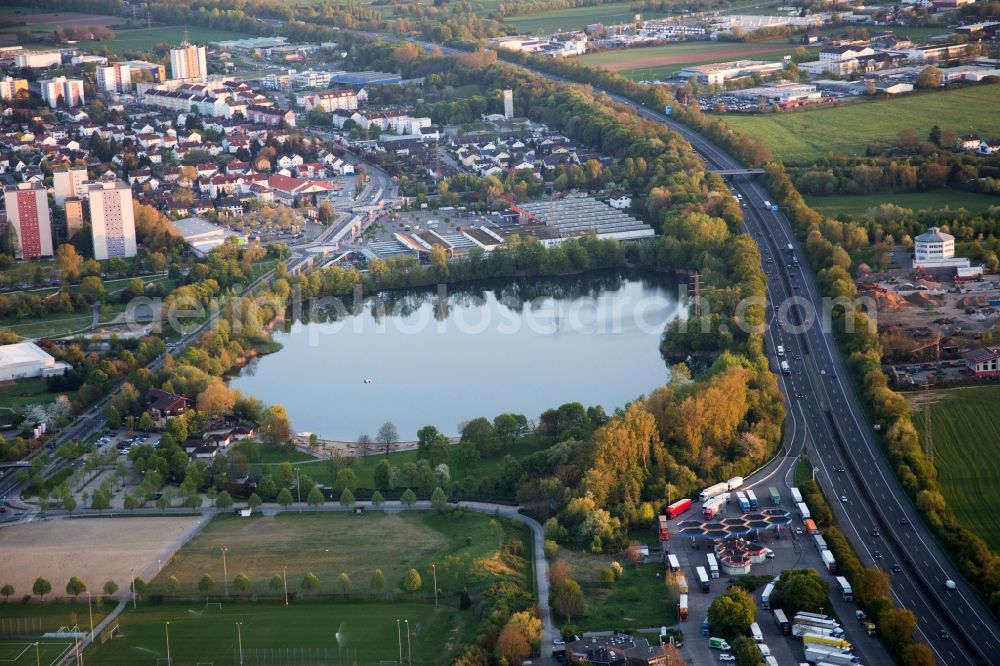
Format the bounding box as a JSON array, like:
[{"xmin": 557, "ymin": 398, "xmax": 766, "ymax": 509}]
[{"xmin": 608, "ymin": 97, "xmax": 1000, "ymax": 665}]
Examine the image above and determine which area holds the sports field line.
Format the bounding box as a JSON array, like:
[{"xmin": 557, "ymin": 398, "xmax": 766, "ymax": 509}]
[{"xmin": 0, "ymin": 641, "xmax": 73, "ymax": 666}]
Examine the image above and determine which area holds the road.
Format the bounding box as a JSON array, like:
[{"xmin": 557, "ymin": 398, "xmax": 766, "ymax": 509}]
[{"xmin": 609, "ymin": 98, "xmax": 1000, "ymax": 664}]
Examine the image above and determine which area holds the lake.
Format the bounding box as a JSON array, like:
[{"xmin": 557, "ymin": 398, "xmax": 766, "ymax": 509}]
[{"xmin": 230, "ymin": 272, "xmax": 685, "ymax": 440}]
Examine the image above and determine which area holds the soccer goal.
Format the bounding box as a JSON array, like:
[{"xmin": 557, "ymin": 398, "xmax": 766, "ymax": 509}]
[{"xmin": 205, "ymin": 602, "xmax": 223, "ymax": 611}]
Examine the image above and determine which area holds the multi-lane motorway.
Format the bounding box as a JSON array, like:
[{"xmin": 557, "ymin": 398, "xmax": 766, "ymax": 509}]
[{"xmin": 609, "ymin": 98, "xmax": 1000, "ymax": 665}]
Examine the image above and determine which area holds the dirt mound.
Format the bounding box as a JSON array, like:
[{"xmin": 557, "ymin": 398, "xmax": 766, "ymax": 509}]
[
  {"xmin": 905, "ymin": 292, "xmax": 943, "ymax": 308},
  {"xmin": 875, "ymin": 291, "xmax": 908, "ymax": 310},
  {"xmin": 960, "ymin": 295, "xmax": 988, "ymax": 308}
]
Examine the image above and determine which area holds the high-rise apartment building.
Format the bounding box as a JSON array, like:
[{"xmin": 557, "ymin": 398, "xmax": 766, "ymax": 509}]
[
  {"xmin": 0, "ymin": 76, "xmax": 28, "ymax": 101},
  {"xmin": 64, "ymin": 197, "xmax": 85, "ymax": 238},
  {"xmin": 96, "ymin": 63, "xmax": 132, "ymax": 93},
  {"xmin": 169, "ymin": 43, "xmax": 208, "ymax": 81},
  {"xmin": 39, "ymin": 76, "xmax": 85, "ymax": 108},
  {"xmin": 3, "ymin": 183, "xmax": 54, "ymax": 259},
  {"xmin": 87, "ymin": 181, "xmax": 137, "ymax": 261},
  {"xmin": 53, "ymin": 166, "xmax": 88, "ymax": 206}
]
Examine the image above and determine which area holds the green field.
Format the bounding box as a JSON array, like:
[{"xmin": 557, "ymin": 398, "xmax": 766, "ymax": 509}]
[
  {"xmin": 150, "ymin": 511, "xmax": 526, "ymax": 597},
  {"xmin": 0, "ymin": 376, "xmax": 61, "ymax": 408},
  {"xmin": 911, "ymin": 385, "xmax": 1000, "ymax": 552},
  {"xmin": 0, "ymin": 641, "xmax": 75, "ymax": 666},
  {"xmin": 85, "ymin": 602, "xmax": 456, "ymax": 665},
  {"xmin": 724, "ymin": 84, "xmax": 1000, "ymax": 163},
  {"xmin": 505, "ymin": 2, "xmax": 670, "ymax": 34},
  {"xmin": 91, "ymin": 26, "xmax": 253, "ymax": 52},
  {"xmin": 807, "ymin": 188, "xmax": 1000, "ymax": 218}
]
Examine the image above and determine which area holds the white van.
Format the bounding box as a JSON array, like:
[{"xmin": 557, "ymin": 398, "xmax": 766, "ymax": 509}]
[{"xmin": 776, "ymin": 345, "xmax": 785, "ymax": 356}]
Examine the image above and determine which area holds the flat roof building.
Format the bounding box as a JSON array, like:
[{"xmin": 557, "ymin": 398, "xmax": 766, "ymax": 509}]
[
  {"xmin": 677, "ymin": 59, "xmax": 783, "ymax": 86},
  {"xmin": 173, "ymin": 216, "xmax": 244, "ymax": 257},
  {"xmin": 0, "ymin": 342, "xmax": 71, "ymax": 382},
  {"xmin": 515, "ymin": 197, "xmax": 655, "ymax": 242}
]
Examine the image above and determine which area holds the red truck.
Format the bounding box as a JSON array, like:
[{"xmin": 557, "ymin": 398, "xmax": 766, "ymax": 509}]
[{"xmin": 665, "ymin": 498, "xmax": 692, "ymax": 519}]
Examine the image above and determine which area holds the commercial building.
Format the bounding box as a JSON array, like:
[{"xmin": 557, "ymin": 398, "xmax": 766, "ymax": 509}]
[
  {"xmin": 733, "ymin": 82, "xmax": 821, "ymax": 107},
  {"xmin": 962, "ymin": 347, "xmax": 1000, "ymax": 378},
  {"xmin": 39, "ymin": 77, "xmax": 86, "ymax": 108},
  {"xmin": 0, "ymin": 342, "xmax": 71, "ymax": 382},
  {"xmin": 678, "ymin": 60, "xmax": 783, "ymax": 86},
  {"xmin": 53, "ymin": 166, "xmax": 88, "ymax": 206},
  {"xmin": 172, "ymin": 216, "xmax": 245, "ymax": 257},
  {"xmin": 0, "ymin": 76, "xmax": 28, "ymax": 100},
  {"xmin": 3, "ymin": 182, "xmax": 53, "ymax": 259},
  {"xmin": 14, "ymin": 50, "xmax": 62, "ymax": 69},
  {"xmin": 87, "ymin": 180, "xmax": 137, "ymax": 261},
  {"xmin": 328, "ymin": 70, "xmax": 401, "ymax": 87},
  {"xmin": 170, "ymin": 43, "xmax": 208, "ymax": 81},
  {"xmin": 515, "ymin": 197, "xmax": 655, "ymax": 242},
  {"xmin": 912, "ymin": 226, "xmax": 969, "ymax": 270}
]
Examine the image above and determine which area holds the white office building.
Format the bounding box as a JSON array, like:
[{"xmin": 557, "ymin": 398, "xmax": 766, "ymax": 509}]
[
  {"xmin": 87, "ymin": 181, "xmax": 137, "ymax": 260},
  {"xmin": 913, "ymin": 226, "xmax": 969, "ymax": 270},
  {"xmin": 0, "ymin": 342, "xmax": 71, "ymax": 382}
]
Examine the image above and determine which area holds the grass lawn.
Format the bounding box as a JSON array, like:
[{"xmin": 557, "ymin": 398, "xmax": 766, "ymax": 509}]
[
  {"xmin": 91, "ymin": 26, "xmax": 253, "ymax": 52},
  {"xmin": 909, "ymin": 385, "xmax": 1000, "ymax": 552},
  {"xmin": 0, "ymin": 376, "xmax": 61, "ymax": 408},
  {"xmin": 806, "ymin": 188, "xmax": 1000, "ymax": 218},
  {"xmin": 85, "ymin": 602, "xmax": 457, "ymax": 666},
  {"xmin": 505, "ymin": 2, "xmax": 671, "ymax": 34},
  {"xmin": 150, "ymin": 511, "xmax": 526, "ymax": 597},
  {"xmin": 0, "ymin": 640, "xmax": 76, "ymax": 666},
  {"xmin": 555, "ymin": 550, "xmax": 678, "ymax": 632},
  {"xmin": 0, "ymin": 602, "xmax": 109, "ymax": 634},
  {"xmin": 723, "ymin": 84, "xmax": 1000, "ymax": 163}
]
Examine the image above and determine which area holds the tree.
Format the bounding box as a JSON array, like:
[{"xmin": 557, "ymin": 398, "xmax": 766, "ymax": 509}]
[
  {"xmin": 307, "ymin": 485, "xmax": 325, "ymax": 506},
  {"xmin": 276, "ymin": 487, "xmax": 294, "ymax": 508},
  {"xmin": 371, "ymin": 490, "xmax": 385, "ymax": 507},
  {"xmin": 166, "ymin": 576, "xmax": 180, "ymax": 594},
  {"xmin": 374, "ymin": 459, "xmax": 392, "ymax": 489},
  {"xmin": 334, "ymin": 467, "xmax": 357, "ymax": 493},
  {"xmin": 880, "ymin": 607, "xmax": 916, "ymax": 656},
  {"xmin": 707, "ymin": 587, "xmax": 756, "ymax": 639},
  {"xmin": 356, "ymin": 433, "xmax": 372, "ymax": 459},
  {"xmin": 233, "ymin": 573, "xmax": 251, "ymax": 594},
  {"xmin": 337, "ymin": 572, "xmax": 351, "ymax": 593},
  {"xmin": 376, "ymin": 422, "xmax": 399, "ymax": 455},
  {"xmin": 64, "ymin": 576, "xmax": 86, "ymax": 598},
  {"xmin": 915, "ymin": 65, "xmax": 942, "ymax": 89},
  {"xmin": 370, "ymin": 569, "xmax": 385, "ymax": 592},
  {"xmin": 104, "ymin": 405, "xmax": 121, "ymax": 429},
  {"xmin": 301, "ymin": 572, "xmax": 320, "ymax": 594},
  {"xmin": 901, "ymin": 643, "xmax": 936, "ymax": 666},
  {"xmin": 552, "ymin": 578, "xmax": 586, "ymax": 623},
  {"xmin": 56, "ymin": 244, "xmax": 83, "ymax": 285},
  {"xmin": 400, "ymin": 488, "xmax": 417, "ymax": 506},
  {"xmin": 773, "ymin": 569, "xmax": 828, "ymax": 616},
  {"xmin": 1, "ymin": 584, "xmax": 14, "ymax": 600},
  {"xmin": 269, "ymin": 574, "xmax": 284, "ymax": 593},
  {"xmin": 216, "ymin": 490, "xmax": 233, "ymax": 510},
  {"xmin": 138, "ymin": 412, "xmax": 154, "ymax": 432},
  {"xmin": 133, "ymin": 577, "xmax": 147, "ymax": 599},
  {"xmin": 80, "ymin": 276, "xmax": 106, "ymax": 303},
  {"xmin": 496, "ymin": 622, "xmax": 531, "ymax": 664},
  {"xmin": 854, "ymin": 568, "xmax": 891, "ymax": 608},
  {"xmin": 261, "ymin": 405, "xmax": 292, "ymax": 447},
  {"xmin": 198, "ymin": 574, "xmax": 215, "ymax": 597},
  {"xmin": 460, "ymin": 587, "xmax": 472, "ymax": 610},
  {"xmin": 103, "ymin": 580, "xmax": 118, "ymax": 596},
  {"xmin": 198, "ymin": 382, "xmax": 236, "ymax": 421},
  {"xmin": 32, "ymin": 577, "xmax": 52, "ymax": 600},
  {"xmin": 928, "ymin": 124, "xmax": 942, "ymax": 147},
  {"xmin": 339, "ymin": 487, "xmax": 355, "ymax": 507},
  {"xmin": 430, "ymin": 486, "xmax": 448, "ymax": 512},
  {"xmin": 247, "ymin": 493, "xmax": 262, "ymax": 511},
  {"xmin": 402, "ymin": 569, "xmax": 422, "ymax": 592}
]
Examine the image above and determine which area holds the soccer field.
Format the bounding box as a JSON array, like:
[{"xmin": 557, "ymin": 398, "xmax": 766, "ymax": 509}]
[
  {"xmin": 84, "ymin": 602, "xmax": 457, "ymax": 665},
  {"xmin": 910, "ymin": 385, "xmax": 1000, "ymax": 552},
  {"xmin": 0, "ymin": 641, "xmax": 75, "ymax": 666},
  {"xmin": 723, "ymin": 84, "xmax": 1000, "ymax": 163}
]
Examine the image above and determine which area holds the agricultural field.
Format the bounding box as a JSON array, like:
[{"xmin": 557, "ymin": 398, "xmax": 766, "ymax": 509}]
[
  {"xmin": 505, "ymin": 2, "xmax": 671, "ymax": 34},
  {"xmin": 578, "ymin": 41, "xmax": 806, "ymax": 81},
  {"xmin": 84, "ymin": 602, "xmax": 457, "ymax": 665},
  {"xmin": 91, "ymin": 26, "xmax": 254, "ymax": 52},
  {"xmin": 149, "ymin": 511, "xmax": 528, "ymax": 597},
  {"xmin": 909, "ymin": 385, "xmax": 1000, "ymax": 552},
  {"xmin": 723, "ymin": 84, "xmax": 1000, "ymax": 163},
  {"xmin": 806, "ymin": 188, "xmax": 1000, "ymax": 218}
]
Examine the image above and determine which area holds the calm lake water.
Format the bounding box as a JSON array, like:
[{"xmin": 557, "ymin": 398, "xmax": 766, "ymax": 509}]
[{"xmin": 231, "ymin": 272, "xmax": 685, "ymax": 440}]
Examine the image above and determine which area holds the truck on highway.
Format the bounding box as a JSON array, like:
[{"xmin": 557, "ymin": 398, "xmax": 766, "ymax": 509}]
[
  {"xmin": 813, "ymin": 534, "xmax": 828, "ymax": 552},
  {"xmin": 750, "ymin": 622, "xmax": 763, "ymax": 643},
  {"xmin": 761, "ymin": 583, "xmax": 774, "ymax": 610},
  {"xmin": 791, "ymin": 487, "xmax": 803, "ymax": 504},
  {"xmin": 737, "ymin": 491, "xmax": 751, "ymax": 512},
  {"xmin": 708, "ymin": 637, "xmax": 731, "ymax": 651},
  {"xmin": 821, "ymin": 549, "xmax": 838, "ymax": 573},
  {"xmin": 658, "ymin": 514, "xmax": 670, "ymax": 541},
  {"xmin": 787, "ymin": 243, "xmax": 794, "ymax": 254},
  {"xmin": 773, "ymin": 609, "xmax": 791, "ymax": 635},
  {"xmin": 727, "ymin": 476, "xmax": 744, "ymax": 491},
  {"xmin": 797, "ymin": 501, "xmax": 811, "ymax": 520},
  {"xmin": 769, "ymin": 485, "xmax": 781, "ymax": 506},
  {"xmin": 765, "ymin": 657, "xmax": 779, "ymax": 666},
  {"xmin": 679, "ymin": 593, "xmax": 689, "ymax": 622},
  {"xmin": 746, "ymin": 489, "xmax": 758, "ymax": 510},
  {"xmin": 794, "ymin": 613, "xmax": 843, "ymax": 636},
  {"xmin": 804, "ymin": 518, "xmax": 818, "ymax": 535},
  {"xmin": 696, "ymin": 566, "xmax": 710, "ymax": 592},
  {"xmin": 668, "ymin": 554, "xmax": 680, "ymax": 572},
  {"xmin": 707, "ymin": 553, "xmax": 720, "ymax": 579},
  {"xmin": 803, "ymin": 632, "xmax": 852, "ymax": 651},
  {"xmin": 700, "ymin": 482, "xmax": 729, "ymax": 502},
  {"xmin": 666, "ymin": 498, "xmax": 693, "ymax": 518},
  {"xmin": 794, "ymin": 624, "xmax": 845, "ymax": 639},
  {"xmin": 703, "ymin": 494, "xmax": 726, "ymax": 519},
  {"xmin": 781, "ymin": 360, "xmax": 791, "ymax": 375},
  {"xmin": 803, "ymin": 646, "xmax": 859, "ymax": 665},
  {"xmin": 836, "ymin": 576, "xmax": 853, "ymax": 601}
]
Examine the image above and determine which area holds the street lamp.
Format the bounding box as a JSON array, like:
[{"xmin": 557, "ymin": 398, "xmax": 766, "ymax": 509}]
[
  {"xmin": 282, "ymin": 566, "xmax": 288, "ymax": 606},
  {"xmin": 431, "ymin": 564, "xmax": 437, "ymax": 608},
  {"xmin": 130, "ymin": 568, "xmax": 136, "ymax": 610},
  {"xmin": 222, "ymin": 548, "xmax": 229, "ymax": 600},
  {"xmin": 396, "ymin": 620, "xmax": 402, "ymax": 664},
  {"xmin": 236, "ymin": 622, "xmax": 244, "ymax": 666},
  {"xmin": 404, "ymin": 619, "xmax": 412, "ymax": 666},
  {"xmin": 295, "ymin": 469, "xmax": 301, "ymax": 512},
  {"xmin": 165, "ymin": 621, "xmax": 171, "ymax": 666},
  {"xmin": 85, "ymin": 591, "xmax": 94, "ymax": 640},
  {"xmin": 34, "ymin": 642, "xmax": 40, "ymax": 666}
]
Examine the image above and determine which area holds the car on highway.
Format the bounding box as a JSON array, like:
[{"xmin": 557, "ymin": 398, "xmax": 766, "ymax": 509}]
[
  {"xmin": 871, "ymin": 529, "xmax": 879, "ymax": 537},
  {"xmin": 719, "ymin": 654, "xmax": 735, "ymax": 662},
  {"xmin": 836, "ymin": 466, "xmax": 845, "ymax": 473},
  {"xmin": 891, "ymin": 565, "xmax": 902, "ymax": 573},
  {"xmin": 945, "ymin": 579, "xmax": 956, "ymax": 590},
  {"xmin": 840, "ymin": 495, "xmax": 848, "ymax": 503},
  {"xmin": 938, "ymin": 630, "xmax": 950, "ymax": 640},
  {"xmin": 899, "ymin": 517, "xmax": 909, "ymax": 526},
  {"xmin": 795, "ymin": 527, "xmax": 803, "ymax": 535}
]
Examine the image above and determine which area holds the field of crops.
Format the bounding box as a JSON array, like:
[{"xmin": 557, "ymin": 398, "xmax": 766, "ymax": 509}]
[
  {"xmin": 806, "ymin": 188, "xmax": 1000, "ymax": 218},
  {"xmin": 723, "ymin": 84, "xmax": 1000, "ymax": 163},
  {"xmin": 910, "ymin": 385, "xmax": 1000, "ymax": 552}
]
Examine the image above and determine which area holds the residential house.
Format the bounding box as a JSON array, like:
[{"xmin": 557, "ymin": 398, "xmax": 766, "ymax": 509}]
[{"xmin": 147, "ymin": 388, "xmax": 193, "ymax": 428}]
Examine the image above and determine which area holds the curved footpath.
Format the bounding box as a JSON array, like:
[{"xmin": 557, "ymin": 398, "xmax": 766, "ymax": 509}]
[{"xmin": 37, "ymin": 500, "xmax": 554, "ymax": 664}]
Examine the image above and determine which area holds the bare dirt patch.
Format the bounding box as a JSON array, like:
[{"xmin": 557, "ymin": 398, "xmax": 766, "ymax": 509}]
[
  {"xmin": 600, "ymin": 44, "xmax": 787, "ymax": 71},
  {"xmin": 0, "ymin": 516, "xmax": 200, "ymax": 597}
]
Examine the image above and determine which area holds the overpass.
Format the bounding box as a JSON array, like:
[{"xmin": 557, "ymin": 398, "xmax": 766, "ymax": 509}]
[{"xmin": 711, "ymin": 168, "xmax": 766, "ymax": 176}]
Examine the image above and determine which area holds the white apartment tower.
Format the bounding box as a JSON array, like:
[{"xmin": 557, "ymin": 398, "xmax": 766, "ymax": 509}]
[
  {"xmin": 170, "ymin": 42, "xmax": 208, "ymax": 81},
  {"xmin": 87, "ymin": 181, "xmax": 137, "ymax": 261},
  {"xmin": 96, "ymin": 63, "xmax": 132, "ymax": 93},
  {"xmin": 53, "ymin": 166, "xmax": 88, "ymax": 206},
  {"xmin": 39, "ymin": 77, "xmax": 85, "ymax": 108},
  {"xmin": 503, "ymin": 89, "xmax": 514, "ymax": 119}
]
